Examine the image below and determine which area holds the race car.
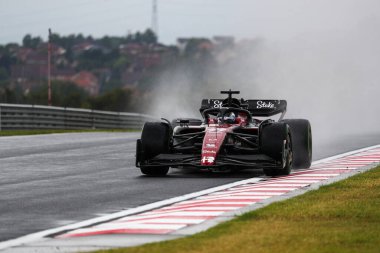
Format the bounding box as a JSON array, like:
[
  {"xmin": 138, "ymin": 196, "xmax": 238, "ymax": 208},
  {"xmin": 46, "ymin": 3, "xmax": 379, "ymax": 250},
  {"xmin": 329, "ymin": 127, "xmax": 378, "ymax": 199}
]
[{"xmin": 135, "ymin": 90, "xmax": 312, "ymax": 177}]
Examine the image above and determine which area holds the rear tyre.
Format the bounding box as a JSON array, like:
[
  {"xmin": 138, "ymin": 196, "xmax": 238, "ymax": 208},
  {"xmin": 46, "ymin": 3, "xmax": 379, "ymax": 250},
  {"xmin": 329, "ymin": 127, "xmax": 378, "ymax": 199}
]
[
  {"xmin": 261, "ymin": 123, "xmax": 293, "ymax": 176},
  {"xmin": 281, "ymin": 119, "xmax": 312, "ymax": 169},
  {"xmin": 139, "ymin": 122, "xmax": 170, "ymax": 176}
]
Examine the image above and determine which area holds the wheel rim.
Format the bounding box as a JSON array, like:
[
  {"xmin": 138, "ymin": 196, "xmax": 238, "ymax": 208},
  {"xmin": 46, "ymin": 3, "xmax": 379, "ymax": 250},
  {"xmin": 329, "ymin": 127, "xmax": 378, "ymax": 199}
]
[
  {"xmin": 308, "ymin": 125, "xmax": 312, "ymax": 160},
  {"xmin": 284, "ymin": 134, "xmax": 293, "ymax": 169}
]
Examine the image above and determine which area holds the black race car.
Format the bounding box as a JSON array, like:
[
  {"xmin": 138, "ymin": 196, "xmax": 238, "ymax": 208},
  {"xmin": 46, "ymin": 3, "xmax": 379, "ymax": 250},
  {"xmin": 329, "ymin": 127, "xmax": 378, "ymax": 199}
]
[{"xmin": 136, "ymin": 90, "xmax": 312, "ymax": 177}]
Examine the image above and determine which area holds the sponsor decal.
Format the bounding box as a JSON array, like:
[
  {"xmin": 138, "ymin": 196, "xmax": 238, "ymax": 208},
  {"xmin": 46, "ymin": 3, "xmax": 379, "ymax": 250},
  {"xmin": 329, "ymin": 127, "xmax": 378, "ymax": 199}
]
[
  {"xmin": 213, "ymin": 100, "xmax": 222, "ymax": 108},
  {"xmin": 206, "ymin": 143, "xmax": 216, "ymax": 148},
  {"xmin": 203, "ymin": 150, "xmax": 216, "ymax": 154},
  {"xmin": 208, "ymin": 139, "xmax": 217, "ymax": 142},
  {"xmin": 208, "ymin": 128, "xmax": 226, "ymax": 133},
  {"xmin": 202, "ymin": 156, "xmax": 215, "ymax": 163},
  {"xmin": 256, "ymin": 100, "xmax": 275, "ymax": 109}
]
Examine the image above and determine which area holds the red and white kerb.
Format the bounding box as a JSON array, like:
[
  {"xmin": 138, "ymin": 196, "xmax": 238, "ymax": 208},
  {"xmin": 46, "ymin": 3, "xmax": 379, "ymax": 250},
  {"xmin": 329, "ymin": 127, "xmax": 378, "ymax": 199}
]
[{"xmin": 58, "ymin": 146, "xmax": 380, "ymax": 238}]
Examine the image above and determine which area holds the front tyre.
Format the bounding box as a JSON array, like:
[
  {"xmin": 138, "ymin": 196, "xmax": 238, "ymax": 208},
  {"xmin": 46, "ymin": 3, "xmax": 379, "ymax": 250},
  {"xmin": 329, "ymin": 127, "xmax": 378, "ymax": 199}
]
[
  {"xmin": 261, "ymin": 123, "xmax": 293, "ymax": 176},
  {"xmin": 141, "ymin": 122, "xmax": 170, "ymax": 159},
  {"xmin": 281, "ymin": 119, "xmax": 312, "ymax": 169},
  {"xmin": 137, "ymin": 122, "xmax": 171, "ymax": 176}
]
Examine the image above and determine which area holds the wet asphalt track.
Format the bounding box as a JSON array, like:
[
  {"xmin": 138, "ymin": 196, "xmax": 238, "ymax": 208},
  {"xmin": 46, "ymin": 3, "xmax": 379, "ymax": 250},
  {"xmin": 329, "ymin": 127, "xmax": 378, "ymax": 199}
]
[{"xmin": 0, "ymin": 132, "xmax": 379, "ymax": 242}]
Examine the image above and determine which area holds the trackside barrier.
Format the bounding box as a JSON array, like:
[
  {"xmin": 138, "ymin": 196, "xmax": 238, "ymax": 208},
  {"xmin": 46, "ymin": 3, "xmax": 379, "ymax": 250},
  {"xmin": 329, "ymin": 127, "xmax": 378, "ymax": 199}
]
[{"xmin": 0, "ymin": 104, "xmax": 157, "ymax": 130}]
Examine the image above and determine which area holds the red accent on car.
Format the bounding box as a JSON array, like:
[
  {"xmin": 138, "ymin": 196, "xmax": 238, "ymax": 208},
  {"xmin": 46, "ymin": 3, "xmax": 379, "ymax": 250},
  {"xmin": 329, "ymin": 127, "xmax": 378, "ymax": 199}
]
[{"xmin": 201, "ymin": 125, "xmax": 229, "ymax": 166}]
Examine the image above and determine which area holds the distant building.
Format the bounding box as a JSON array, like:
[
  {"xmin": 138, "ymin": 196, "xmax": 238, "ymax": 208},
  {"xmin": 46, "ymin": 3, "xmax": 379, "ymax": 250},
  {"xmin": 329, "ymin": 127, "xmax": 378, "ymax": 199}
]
[
  {"xmin": 121, "ymin": 68, "xmax": 144, "ymax": 86},
  {"xmin": 118, "ymin": 43, "xmax": 178, "ymax": 86},
  {"xmin": 177, "ymin": 38, "xmax": 191, "ymax": 54},
  {"xmin": 11, "ymin": 64, "xmax": 47, "ymax": 90},
  {"xmin": 72, "ymin": 42, "xmax": 110, "ymax": 56},
  {"xmin": 176, "ymin": 37, "xmax": 213, "ymax": 55},
  {"xmin": 71, "ymin": 71, "xmax": 100, "ymax": 96},
  {"xmin": 119, "ymin": 43, "xmax": 145, "ymax": 55},
  {"xmin": 213, "ymin": 36, "xmax": 235, "ymax": 48},
  {"xmin": 11, "ymin": 45, "xmax": 73, "ymax": 90},
  {"xmin": 212, "ymin": 36, "xmax": 236, "ymax": 65},
  {"xmin": 52, "ymin": 68, "xmax": 76, "ymax": 82},
  {"xmin": 24, "ymin": 51, "xmax": 47, "ymax": 65}
]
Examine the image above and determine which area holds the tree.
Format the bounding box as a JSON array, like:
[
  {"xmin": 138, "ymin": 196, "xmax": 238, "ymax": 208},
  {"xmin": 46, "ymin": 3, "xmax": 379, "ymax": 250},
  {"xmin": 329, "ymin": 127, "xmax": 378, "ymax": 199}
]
[
  {"xmin": 49, "ymin": 33, "xmax": 60, "ymax": 44},
  {"xmin": 0, "ymin": 51, "xmax": 17, "ymax": 74},
  {"xmin": 124, "ymin": 29, "xmax": 157, "ymax": 44},
  {"xmin": 0, "ymin": 86, "xmax": 24, "ymax": 103},
  {"xmin": 141, "ymin": 29, "xmax": 157, "ymax": 44},
  {"xmin": 22, "ymin": 34, "xmax": 42, "ymax": 48},
  {"xmin": 25, "ymin": 81, "xmax": 89, "ymax": 108},
  {"xmin": 0, "ymin": 67, "xmax": 8, "ymax": 80},
  {"xmin": 87, "ymin": 88, "xmax": 137, "ymax": 112},
  {"xmin": 184, "ymin": 38, "xmax": 212, "ymax": 56}
]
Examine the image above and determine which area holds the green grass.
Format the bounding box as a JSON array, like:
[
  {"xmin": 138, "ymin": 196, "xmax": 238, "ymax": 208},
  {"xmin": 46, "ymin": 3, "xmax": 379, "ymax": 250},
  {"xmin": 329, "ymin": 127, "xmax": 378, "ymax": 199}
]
[
  {"xmin": 0, "ymin": 129, "xmax": 139, "ymax": 137},
  {"xmin": 92, "ymin": 166, "xmax": 380, "ymax": 253}
]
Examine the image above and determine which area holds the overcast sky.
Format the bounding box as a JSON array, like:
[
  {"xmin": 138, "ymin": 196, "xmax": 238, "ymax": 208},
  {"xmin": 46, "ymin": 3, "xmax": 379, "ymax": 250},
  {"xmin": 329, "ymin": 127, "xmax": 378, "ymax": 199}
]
[
  {"xmin": 1, "ymin": 0, "xmax": 379, "ymax": 45},
  {"xmin": 1, "ymin": 0, "xmax": 379, "ymax": 136}
]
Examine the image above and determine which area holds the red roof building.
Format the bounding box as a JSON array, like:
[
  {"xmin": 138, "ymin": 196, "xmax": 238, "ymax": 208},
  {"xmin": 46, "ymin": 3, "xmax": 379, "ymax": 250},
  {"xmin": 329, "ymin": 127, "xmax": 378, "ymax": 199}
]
[{"xmin": 71, "ymin": 71, "xmax": 99, "ymax": 96}]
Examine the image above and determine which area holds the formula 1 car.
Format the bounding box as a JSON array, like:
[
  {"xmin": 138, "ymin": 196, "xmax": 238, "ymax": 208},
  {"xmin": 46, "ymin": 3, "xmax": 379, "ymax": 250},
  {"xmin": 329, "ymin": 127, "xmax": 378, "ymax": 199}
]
[{"xmin": 136, "ymin": 90, "xmax": 312, "ymax": 177}]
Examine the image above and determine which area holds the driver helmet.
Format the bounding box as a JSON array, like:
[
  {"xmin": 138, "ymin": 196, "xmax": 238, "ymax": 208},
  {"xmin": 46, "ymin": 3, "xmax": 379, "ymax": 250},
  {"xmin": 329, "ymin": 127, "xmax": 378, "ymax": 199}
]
[{"xmin": 224, "ymin": 112, "xmax": 236, "ymax": 124}]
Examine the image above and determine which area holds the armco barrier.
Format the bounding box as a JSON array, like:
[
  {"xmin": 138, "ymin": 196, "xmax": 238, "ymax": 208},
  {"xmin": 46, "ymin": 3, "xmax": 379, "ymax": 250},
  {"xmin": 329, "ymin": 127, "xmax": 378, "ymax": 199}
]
[{"xmin": 0, "ymin": 104, "xmax": 157, "ymax": 130}]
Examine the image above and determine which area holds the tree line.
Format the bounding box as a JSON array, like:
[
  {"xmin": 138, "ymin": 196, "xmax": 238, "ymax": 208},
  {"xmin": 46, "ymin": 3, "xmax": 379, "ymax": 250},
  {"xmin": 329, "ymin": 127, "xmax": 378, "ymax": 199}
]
[{"xmin": 0, "ymin": 30, "xmax": 244, "ymax": 113}]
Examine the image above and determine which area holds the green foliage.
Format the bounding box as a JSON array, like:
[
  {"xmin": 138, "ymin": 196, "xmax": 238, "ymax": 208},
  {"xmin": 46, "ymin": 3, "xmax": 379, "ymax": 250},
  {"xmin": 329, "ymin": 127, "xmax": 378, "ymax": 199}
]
[
  {"xmin": 99, "ymin": 36, "xmax": 127, "ymax": 50},
  {"xmin": 113, "ymin": 56, "xmax": 130, "ymax": 71},
  {"xmin": 126, "ymin": 29, "xmax": 157, "ymax": 44},
  {"xmin": 76, "ymin": 48, "xmax": 120, "ymax": 71},
  {"xmin": 0, "ymin": 50, "xmax": 17, "ymax": 73},
  {"xmin": 0, "ymin": 67, "xmax": 9, "ymax": 80},
  {"xmin": 25, "ymin": 81, "xmax": 89, "ymax": 108},
  {"xmin": 5, "ymin": 43, "xmax": 19, "ymax": 51},
  {"xmin": 1, "ymin": 81, "xmax": 143, "ymax": 113},
  {"xmin": 87, "ymin": 88, "xmax": 134, "ymax": 112},
  {"xmin": 100, "ymin": 79, "xmax": 123, "ymax": 93},
  {"xmin": 76, "ymin": 49, "xmax": 106, "ymax": 70},
  {"xmin": 0, "ymin": 85, "xmax": 25, "ymax": 103},
  {"xmin": 0, "ymin": 29, "xmax": 223, "ymax": 114},
  {"xmin": 22, "ymin": 34, "xmax": 42, "ymax": 48},
  {"xmin": 50, "ymin": 33, "xmax": 87, "ymax": 48}
]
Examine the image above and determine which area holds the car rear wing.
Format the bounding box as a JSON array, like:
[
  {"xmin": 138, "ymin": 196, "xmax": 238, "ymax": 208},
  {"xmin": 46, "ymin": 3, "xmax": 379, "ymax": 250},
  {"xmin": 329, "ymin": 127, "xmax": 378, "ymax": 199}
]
[{"xmin": 200, "ymin": 99, "xmax": 287, "ymax": 118}]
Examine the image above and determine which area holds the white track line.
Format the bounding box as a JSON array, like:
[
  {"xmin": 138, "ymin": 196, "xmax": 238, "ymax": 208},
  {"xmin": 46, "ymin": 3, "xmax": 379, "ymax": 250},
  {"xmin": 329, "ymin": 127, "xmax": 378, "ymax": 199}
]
[{"xmin": 0, "ymin": 177, "xmax": 262, "ymax": 250}]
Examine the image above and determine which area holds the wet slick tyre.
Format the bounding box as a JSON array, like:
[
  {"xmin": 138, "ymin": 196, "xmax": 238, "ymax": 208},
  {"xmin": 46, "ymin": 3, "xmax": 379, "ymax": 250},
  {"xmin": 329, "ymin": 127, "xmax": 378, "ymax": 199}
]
[
  {"xmin": 281, "ymin": 119, "xmax": 312, "ymax": 169},
  {"xmin": 261, "ymin": 123, "xmax": 293, "ymax": 176},
  {"xmin": 140, "ymin": 122, "xmax": 170, "ymax": 176}
]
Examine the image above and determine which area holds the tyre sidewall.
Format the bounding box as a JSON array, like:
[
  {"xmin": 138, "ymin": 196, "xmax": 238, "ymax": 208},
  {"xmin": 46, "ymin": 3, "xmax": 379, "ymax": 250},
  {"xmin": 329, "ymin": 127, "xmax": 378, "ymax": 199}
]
[
  {"xmin": 141, "ymin": 122, "xmax": 170, "ymax": 160},
  {"xmin": 261, "ymin": 122, "xmax": 293, "ymax": 176},
  {"xmin": 281, "ymin": 119, "xmax": 312, "ymax": 169}
]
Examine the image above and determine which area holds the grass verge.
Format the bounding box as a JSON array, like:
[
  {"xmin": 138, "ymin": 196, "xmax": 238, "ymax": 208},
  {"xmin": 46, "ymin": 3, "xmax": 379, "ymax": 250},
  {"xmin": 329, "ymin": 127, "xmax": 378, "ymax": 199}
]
[
  {"xmin": 0, "ymin": 129, "xmax": 139, "ymax": 137},
  {"xmin": 93, "ymin": 165, "xmax": 380, "ymax": 253}
]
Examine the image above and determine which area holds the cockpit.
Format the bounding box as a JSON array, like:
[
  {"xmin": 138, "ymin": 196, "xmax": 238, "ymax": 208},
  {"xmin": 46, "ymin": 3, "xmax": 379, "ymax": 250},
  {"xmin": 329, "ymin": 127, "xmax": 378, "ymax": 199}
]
[{"xmin": 203, "ymin": 107, "xmax": 252, "ymax": 126}]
